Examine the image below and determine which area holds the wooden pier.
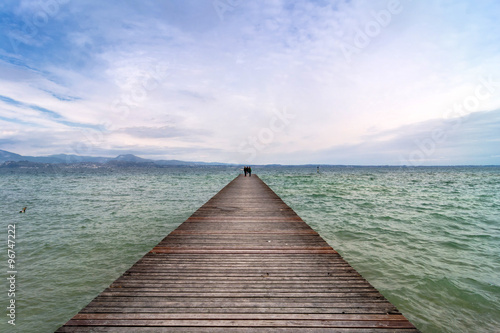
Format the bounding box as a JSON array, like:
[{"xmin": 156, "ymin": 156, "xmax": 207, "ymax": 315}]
[{"xmin": 58, "ymin": 174, "xmax": 419, "ymax": 332}]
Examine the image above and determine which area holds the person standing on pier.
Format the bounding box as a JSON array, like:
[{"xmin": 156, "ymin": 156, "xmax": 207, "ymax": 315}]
[
  {"xmin": 244, "ymin": 166, "xmax": 247, "ymax": 176},
  {"xmin": 248, "ymin": 166, "xmax": 252, "ymax": 177}
]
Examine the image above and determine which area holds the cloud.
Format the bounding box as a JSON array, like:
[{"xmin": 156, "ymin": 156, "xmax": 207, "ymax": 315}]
[
  {"xmin": 305, "ymin": 108, "xmax": 500, "ymax": 166},
  {"xmin": 0, "ymin": 0, "xmax": 500, "ymax": 164},
  {"xmin": 0, "ymin": 93, "xmax": 100, "ymax": 130},
  {"xmin": 116, "ymin": 126, "xmax": 211, "ymax": 139},
  {"xmin": 0, "ymin": 94, "xmax": 62, "ymax": 119}
]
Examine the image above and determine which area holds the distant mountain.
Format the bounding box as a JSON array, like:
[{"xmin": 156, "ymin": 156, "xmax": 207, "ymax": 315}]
[
  {"xmin": 154, "ymin": 159, "xmax": 224, "ymax": 166},
  {"xmin": 0, "ymin": 160, "xmax": 47, "ymax": 168},
  {"xmin": 0, "ymin": 149, "xmax": 230, "ymax": 167},
  {"xmin": 113, "ymin": 154, "xmax": 153, "ymax": 163},
  {"xmin": 47, "ymin": 154, "xmax": 110, "ymax": 164},
  {"xmin": 0, "ymin": 150, "xmax": 24, "ymax": 162},
  {"xmin": 0, "ymin": 150, "xmax": 109, "ymax": 164}
]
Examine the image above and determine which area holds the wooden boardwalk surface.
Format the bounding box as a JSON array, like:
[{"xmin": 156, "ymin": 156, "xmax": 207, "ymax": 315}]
[{"xmin": 57, "ymin": 174, "xmax": 419, "ymax": 332}]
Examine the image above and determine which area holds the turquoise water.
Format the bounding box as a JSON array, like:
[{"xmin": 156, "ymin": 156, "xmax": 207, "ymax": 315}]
[{"xmin": 1, "ymin": 166, "xmax": 499, "ymax": 332}]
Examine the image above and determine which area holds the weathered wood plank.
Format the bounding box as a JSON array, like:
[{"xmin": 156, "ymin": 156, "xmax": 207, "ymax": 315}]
[
  {"xmin": 109, "ymin": 283, "xmax": 372, "ymax": 289},
  {"xmin": 63, "ymin": 319, "xmax": 417, "ymax": 328},
  {"xmin": 102, "ymin": 291, "xmax": 380, "ymax": 297},
  {"xmin": 149, "ymin": 249, "xmax": 338, "ymax": 254},
  {"xmin": 85, "ymin": 301, "xmax": 396, "ymax": 309},
  {"xmin": 71, "ymin": 313, "xmax": 409, "ymax": 321},
  {"xmin": 57, "ymin": 174, "xmax": 419, "ymax": 332},
  {"xmin": 80, "ymin": 303, "xmax": 398, "ymax": 315},
  {"xmin": 57, "ymin": 328, "xmax": 418, "ymax": 333}
]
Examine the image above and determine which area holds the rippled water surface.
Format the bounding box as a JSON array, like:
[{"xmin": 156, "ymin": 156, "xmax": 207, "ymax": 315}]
[
  {"xmin": 1, "ymin": 166, "xmax": 499, "ymax": 332},
  {"xmin": 260, "ymin": 166, "xmax": 500, "ymax": 333}
]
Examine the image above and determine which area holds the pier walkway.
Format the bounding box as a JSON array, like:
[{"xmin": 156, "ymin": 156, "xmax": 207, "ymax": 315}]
[{"xmin": 58, "ymin": 174, "xmax": 419, "ymax": 332}]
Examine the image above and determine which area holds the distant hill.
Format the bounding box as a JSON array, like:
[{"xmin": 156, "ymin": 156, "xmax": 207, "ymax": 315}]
[
  {"xmin": 0, "ymin": 150, "xmax": 23, "ymax": 162},
  {"xmin": 47, "ymin": 154, "xmax": 110, "ymax": 164},
  {"xmin": 0, "ymin": 150, "xmax": 107, "ymax": 164},
  {"xmin": 0, "ymin": 149, "xmax": 230, "ymax": 167},
  {"xmin": 113, "ymin": 154, "xmax": 153, "ymax": 163}
]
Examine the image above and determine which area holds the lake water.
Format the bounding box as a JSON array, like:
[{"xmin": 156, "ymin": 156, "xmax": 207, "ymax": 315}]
[{"xmin": 1, "ymin": 166, "xmax": 499, "ymax": 332}]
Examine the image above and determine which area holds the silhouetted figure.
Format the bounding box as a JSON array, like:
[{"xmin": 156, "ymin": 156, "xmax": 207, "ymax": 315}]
[
  {"xmin": 244, "ymin": 166, "xmax": 248, "ymax": 176},
  {"xmin": 248, "ymin": 166, "xmax": 252, "ymax": 177},
  {"xmin": 19, "ymin": 207, "xmax": 26, "ymax": 213}
]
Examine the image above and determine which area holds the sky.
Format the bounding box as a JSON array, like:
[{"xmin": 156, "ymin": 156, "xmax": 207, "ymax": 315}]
[{"xmin": 0, "ymin": 0, "xmax": 499, "ymax": 165}]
